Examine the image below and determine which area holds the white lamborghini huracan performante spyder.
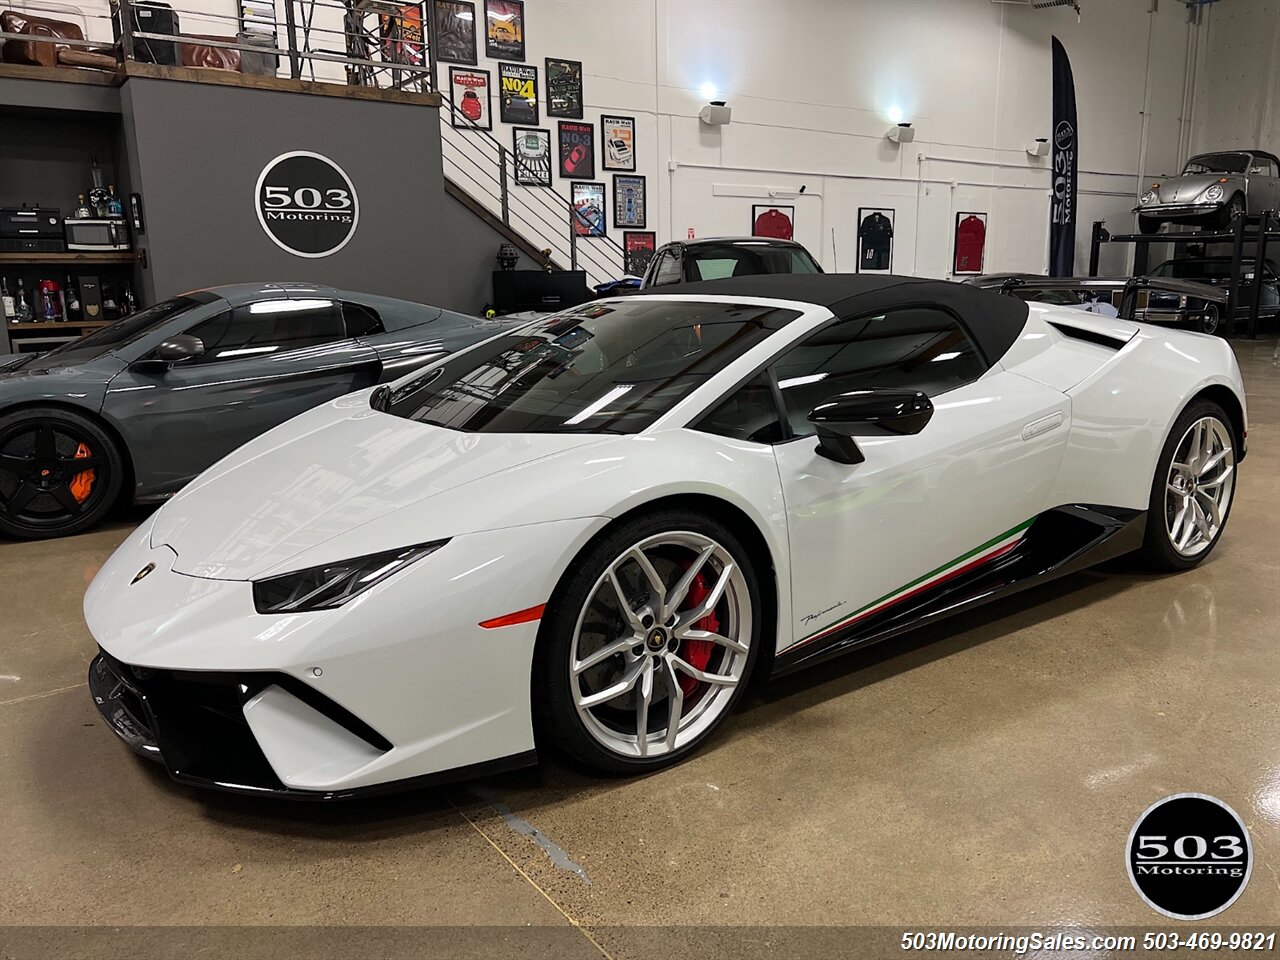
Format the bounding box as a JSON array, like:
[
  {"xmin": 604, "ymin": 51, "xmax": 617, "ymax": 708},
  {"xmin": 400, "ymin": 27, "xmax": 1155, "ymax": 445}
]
[{"xmin": 85, "ymin": 275, "xmax": 1246, "ymax": 798}]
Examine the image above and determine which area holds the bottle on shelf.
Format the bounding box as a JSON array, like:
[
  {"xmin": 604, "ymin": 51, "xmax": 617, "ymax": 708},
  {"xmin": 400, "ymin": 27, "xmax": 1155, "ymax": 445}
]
[
  {"xmin": 102, "ymin": 284, "xmax": 119, "ymax": 321},
  {"xmin": 15, "ymin": 279, "xmax": 34, "ymax": 322},
  {"xmin": 122, "ymin": 281, "xmax": 137, "ymax": 317},
  {"xmin": 1, "ymin": 277, "xmax": 15, "ymax": 322},
  {"xmin": 106, "ymin": 186, "xmax": 124, "ymax": 219},
  {"xmin": 88, "ymin": 158, "xmax": 108, "ymax": 218},
  {"xmin": 74, "ymin": 194, "xmax": 92, "ymax": 219},
  {"xmin": 38, "ymin": 280, "xmax": 63, "ymax": 322},
  {"xmin": 65, "ymin": 275, "xmax": 82, "ymax": 322}
]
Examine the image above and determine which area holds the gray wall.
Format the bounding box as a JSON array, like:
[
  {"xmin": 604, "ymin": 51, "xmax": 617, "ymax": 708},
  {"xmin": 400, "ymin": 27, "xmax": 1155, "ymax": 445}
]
[
  {"xmin": 122, "ymin": 77, "xmax": 452, "ymax": 307},
  {"xmin": 440, "ymin": 191, "xmax": 535, "ymax": 314}
]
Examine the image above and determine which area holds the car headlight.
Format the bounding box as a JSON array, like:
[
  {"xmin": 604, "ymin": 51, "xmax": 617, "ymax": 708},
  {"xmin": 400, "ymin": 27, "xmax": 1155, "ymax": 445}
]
[
  {"xmin": 1140, "ymin": 191, "xmax": 1155, "ymax": 205},
  {"xmin": 253, "ymin": 540, "xmax": 450, "ymax": 613},
  {"xmin": 1204, "ymin": 183, "xmax": 1225, "ymax": 202}
]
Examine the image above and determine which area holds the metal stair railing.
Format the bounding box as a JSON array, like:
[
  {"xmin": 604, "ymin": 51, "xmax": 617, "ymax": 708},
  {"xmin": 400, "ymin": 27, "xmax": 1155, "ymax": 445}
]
[{"xmin": 437, "ymin": 93, "xmax": 626, "ymax": 288}]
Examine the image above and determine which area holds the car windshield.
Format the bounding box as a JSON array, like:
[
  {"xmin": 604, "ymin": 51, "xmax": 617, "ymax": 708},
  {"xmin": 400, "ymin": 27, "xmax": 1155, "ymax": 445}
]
[
  {"xmin": 22, "ymin": 295, "xmax": 213, "ymax": 366},
  {"xmin": 385, "ymin": 299, "xmax": 799, "ymax": 434},
  {"xmin": 1182, "ymin": 153, "xmax": 1249, "ymax": 175},
  {"xmin": 686, "ymin": 243, "xmax": 821, "ymax": 281}
]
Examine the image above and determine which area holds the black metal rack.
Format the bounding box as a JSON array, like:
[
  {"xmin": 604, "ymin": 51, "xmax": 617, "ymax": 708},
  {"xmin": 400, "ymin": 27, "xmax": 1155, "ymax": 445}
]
[{"xmin": 1088, "ymin": 211, "xmax": 1279, "ymax": 339}]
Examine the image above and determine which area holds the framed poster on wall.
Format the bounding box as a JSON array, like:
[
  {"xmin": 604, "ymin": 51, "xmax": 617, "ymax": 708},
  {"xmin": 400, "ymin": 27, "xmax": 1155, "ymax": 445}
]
[
  {"xmin": 752, "ymin": 204, "xmax": 793, "ymax": 240},
  {"xmin": 612, "ymin": 175, "xmax": 645, "ymax": 228},
  {"xmin": 499, "ymin": 63, "xmax": 538, "ymax": 125},
  {"xmin": 512, "ymin": 127, "xmax": 551, "ymax": 186},
  {"xmin": 953, "ymin": 211, "xmax": 987, "ymax": 274},
  {"xmin": 558, "ymin": 121, "xmax": 594, "ymax": 179},
  {"xmin": 624, "ymin": 231, "xmax": 656, "ymax": 276},
  {"xmin": 600, "ymin": 115, "xmax": 636, "ymax": 171},
  {"xmin": 546, "ymin": 57, "xmax": 583, "ymax": 118},
  {"xmin": 449, "ymin": 67, "xmax": 492, "ymax": 130},
  {"xmin": 433, "ymin": 0, "xmax": 477, "ymax": 64},
  {"xmin": 484, "ymin": 0, "xmax": 525, "ymax": 60},
  {"xmin": 571, "ymin": 181, "xmax": 606, "ymax": 237},
  {"xmin": 856, "ymin": 207, "xmax": 895, "ymax": 273}
]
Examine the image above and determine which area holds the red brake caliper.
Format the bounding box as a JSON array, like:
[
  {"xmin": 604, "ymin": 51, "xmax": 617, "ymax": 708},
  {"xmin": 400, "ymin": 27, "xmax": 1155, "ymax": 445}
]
[{"xmin": 679, "ymin": 571, "xmax": 720, "ymax": 697}]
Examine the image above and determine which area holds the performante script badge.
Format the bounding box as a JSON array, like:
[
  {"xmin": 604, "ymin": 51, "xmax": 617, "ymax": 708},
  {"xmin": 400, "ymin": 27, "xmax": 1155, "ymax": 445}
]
[{"xmin": 131, "ymin": 563, "xmax": 155, "ymax": 585}]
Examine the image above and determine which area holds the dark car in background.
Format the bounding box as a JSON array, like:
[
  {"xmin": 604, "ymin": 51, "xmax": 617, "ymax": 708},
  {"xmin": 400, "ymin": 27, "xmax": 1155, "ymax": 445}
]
[
  {"xmin": 1147, "ymin": 256, "xmax": 1279, "ymax": 320},
  {"xmin": 639, "ymin": 237, "xmax": 822, "ymax": 289},
  {"xmin": 0, "ymin": 283, "xmax": 517, "ymax": 539},
  {"xmin": 962, "ymin": 274, "xmax": 1228, "ymax": 334}
]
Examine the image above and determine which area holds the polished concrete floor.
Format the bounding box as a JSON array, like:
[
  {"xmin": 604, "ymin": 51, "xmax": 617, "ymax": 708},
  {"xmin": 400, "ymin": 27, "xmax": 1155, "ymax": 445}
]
[{"xmin": 2, "ymin": 338, "xmax": 1278, "ymax": 958}]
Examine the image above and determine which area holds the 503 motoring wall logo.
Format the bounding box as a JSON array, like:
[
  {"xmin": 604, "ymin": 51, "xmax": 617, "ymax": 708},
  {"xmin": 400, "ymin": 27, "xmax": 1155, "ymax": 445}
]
[
  {"xmin": 254, "ymin": 151, "xmax": 359, "ymax": 258},
  {"xmin": 1126, "ymin": 793, "xmax": 1253, "ymax": 920}
]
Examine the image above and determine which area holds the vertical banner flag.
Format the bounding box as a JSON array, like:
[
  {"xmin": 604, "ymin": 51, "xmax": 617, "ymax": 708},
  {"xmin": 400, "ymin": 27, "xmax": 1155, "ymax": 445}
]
[{"xmin": 1049, "ymin": 36, "xmax": 1078, "ymax": 276}]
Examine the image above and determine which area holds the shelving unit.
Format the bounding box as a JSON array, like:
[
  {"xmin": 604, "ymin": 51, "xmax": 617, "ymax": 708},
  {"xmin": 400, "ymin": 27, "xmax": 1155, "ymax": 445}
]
[
  {"xmin": 7, "ymin": 321, "xmax": 114, "ymax": 330},
  {"xmin": 0, "ymin": 252, "xmax": 137, "ymax": 265}
]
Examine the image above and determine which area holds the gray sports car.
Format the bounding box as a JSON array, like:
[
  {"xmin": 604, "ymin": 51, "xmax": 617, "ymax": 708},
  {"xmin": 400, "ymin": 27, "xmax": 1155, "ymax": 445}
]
[
  {"xmin": 0, "ymin": 283, "xmax": 517, "ymax": 540},
  {"xmin": 1135, "ymin": 149, "xmax": 1280, "ymax": 234}
]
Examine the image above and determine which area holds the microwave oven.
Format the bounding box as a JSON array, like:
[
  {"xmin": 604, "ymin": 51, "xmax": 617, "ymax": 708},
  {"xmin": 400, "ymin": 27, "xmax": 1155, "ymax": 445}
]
[{"xmin": 65, "ymin": 219, "xmax": 130, "ymax": 252}]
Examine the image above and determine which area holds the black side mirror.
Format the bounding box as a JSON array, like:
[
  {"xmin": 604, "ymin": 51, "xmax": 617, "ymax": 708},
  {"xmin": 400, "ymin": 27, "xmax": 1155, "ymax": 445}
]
[
  {"xmin": 154, "ymin": 334, "xmax": 205, "ymax": 365},
  {"xmin": 807, "ymin": 389, "xmax": 934, "ymax": 465}
]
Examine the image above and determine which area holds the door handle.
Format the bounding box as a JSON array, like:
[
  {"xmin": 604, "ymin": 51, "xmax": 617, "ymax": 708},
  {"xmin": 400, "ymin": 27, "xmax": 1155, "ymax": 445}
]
[{"xmin": 1022, "ymin": 411, "xmax": 1064, "ymax": 441}]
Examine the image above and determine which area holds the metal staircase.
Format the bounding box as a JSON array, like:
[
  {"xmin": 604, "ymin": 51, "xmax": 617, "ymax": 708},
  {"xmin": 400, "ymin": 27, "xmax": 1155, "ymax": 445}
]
[{"xmin": 437, "ymin": 93, "xmax": 626, "ymax": 289}]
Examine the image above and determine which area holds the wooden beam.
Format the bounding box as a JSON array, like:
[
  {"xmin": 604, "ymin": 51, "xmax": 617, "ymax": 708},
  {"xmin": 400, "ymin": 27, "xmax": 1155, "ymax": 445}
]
[
  {"xmin": 122, "ymin": 61, "xmax": 441, "ymax": 108},
  {"xmin": 0, "ymin": 62, "xmax": 123, "ymax": 87}
]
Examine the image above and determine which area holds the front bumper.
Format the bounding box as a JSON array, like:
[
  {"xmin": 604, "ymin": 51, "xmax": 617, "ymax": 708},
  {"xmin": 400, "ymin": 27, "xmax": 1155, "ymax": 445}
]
[
  {"xmin": 1134, "ymin": 203, "xmax": 1219, "ymax": 217},
  {"xmin": 88, "ymin": 649, "xmax": 536, "ymax": 800},
  {"xmin": 84, "ymin": 514, "xmax": 605, "ymax": 798}
]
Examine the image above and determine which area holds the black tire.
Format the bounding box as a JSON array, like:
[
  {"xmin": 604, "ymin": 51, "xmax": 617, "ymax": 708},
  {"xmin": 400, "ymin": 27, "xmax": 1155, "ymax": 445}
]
[
  {"xmin": 532, "ymin": 508, "xmax": 762, "ymax": 774},
  {"xmin": 1196, "ymin": 302, "xmax": 1221, "ymax": 336},
  {"xmin": 1138, "ymin": 400, "xmax": 1237, "ymax": 571},
  {"xmin": 0, "ymin": 407, "xmax": 125, "ymax": 539},
  {"xmin": 1216, "ymin": 194, "xmax": 1245, "ymax": 229},
  {"xmin": 1138, "ymin": 216, "xmax": 1162, "ymax": 236}
]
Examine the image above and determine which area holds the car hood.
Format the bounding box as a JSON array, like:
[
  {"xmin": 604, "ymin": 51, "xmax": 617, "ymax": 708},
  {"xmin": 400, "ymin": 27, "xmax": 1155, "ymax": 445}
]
[
  {"xmin": 0, "ymin": 353, "xmax": 124, "ymax": 386},
  {"xmin": 150, "ymin": 391, "xmax": 611, "ymax": 580},
  {"xmin": 1153, "ymin": 174, "xmax": 1236, "ymax": 203}
]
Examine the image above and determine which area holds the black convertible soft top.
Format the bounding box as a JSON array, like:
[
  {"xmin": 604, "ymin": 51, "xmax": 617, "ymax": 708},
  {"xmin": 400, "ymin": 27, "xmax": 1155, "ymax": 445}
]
[{"xmin": 638, "ymin": 273, "xmax": 1029, "ymax": 365}]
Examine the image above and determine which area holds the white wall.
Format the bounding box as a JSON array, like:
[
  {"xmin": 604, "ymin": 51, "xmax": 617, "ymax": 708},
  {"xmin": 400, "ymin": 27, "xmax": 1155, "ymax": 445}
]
[
  {"xmin": 465, "ymin": 0, "xmax": 1206, "ymax": 279},
  {"xmin": 30, "ymin": 0, "xmax": 1274, "ymax": 280},
  {"xmin": 1191, "ymin": 0, "xmax": 1280, "ymax": 154}
]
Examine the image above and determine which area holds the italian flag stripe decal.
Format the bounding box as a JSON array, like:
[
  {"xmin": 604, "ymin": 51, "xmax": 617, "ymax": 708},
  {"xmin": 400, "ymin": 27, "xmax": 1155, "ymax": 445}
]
[{"xmin": 794, "ymin": 518, "xmax": 1035, "ymax": 649}]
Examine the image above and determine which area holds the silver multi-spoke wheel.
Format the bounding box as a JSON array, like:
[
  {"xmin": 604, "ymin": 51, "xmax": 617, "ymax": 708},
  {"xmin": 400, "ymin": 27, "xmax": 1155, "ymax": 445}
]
[
  {"xmin": 569, "ymin": 531, "xmax": 752, "ymax": 760},
  {"xmin": 1165, "ymin": 416, "xmax": 1235, "ymax": 557}
]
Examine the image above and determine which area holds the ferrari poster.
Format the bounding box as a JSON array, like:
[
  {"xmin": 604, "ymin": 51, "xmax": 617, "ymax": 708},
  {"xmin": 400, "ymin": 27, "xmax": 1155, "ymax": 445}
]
[{"xmin": 450, "ymin": 67, "xmax": 492, "ymax": 130}]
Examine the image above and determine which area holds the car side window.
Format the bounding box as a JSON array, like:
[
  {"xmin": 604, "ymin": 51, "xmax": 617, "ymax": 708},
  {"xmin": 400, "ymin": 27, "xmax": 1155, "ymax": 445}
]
[
  {"xmin": 693, "ymin": 372, "xmax": 785, "ymax": 444},
  {"xmin": 651, "ymin": 250, "xmax": 682, "ymax": 286},
  {"xmin": 342, "ymin": 301, "xmax": 384, "ymax": 338},
  {"xmin": 185, "ymin": 299, "xmax": 346, "ymax": 364},
  {"xmin": 771, "ymin": 307, "xmax": 987, "ymax": 437}
]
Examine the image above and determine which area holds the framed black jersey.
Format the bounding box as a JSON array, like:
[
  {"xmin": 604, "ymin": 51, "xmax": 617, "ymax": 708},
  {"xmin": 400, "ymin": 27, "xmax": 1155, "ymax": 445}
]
[{"xmin": 856, "ymin": 207, "xmax": 894, "ymax": 273}]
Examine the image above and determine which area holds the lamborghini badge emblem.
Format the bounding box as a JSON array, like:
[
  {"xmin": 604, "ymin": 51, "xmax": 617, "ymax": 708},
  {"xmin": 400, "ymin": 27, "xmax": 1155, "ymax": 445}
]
[{"xmin": 131, "ymin": 563, "xmax": 155, "ymax": 585}]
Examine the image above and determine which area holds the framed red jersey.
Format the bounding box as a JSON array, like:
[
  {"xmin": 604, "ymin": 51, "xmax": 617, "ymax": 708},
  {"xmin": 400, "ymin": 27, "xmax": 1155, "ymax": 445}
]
[
  {"xmin": 953, "ymin": 212, "xmax": 987, "ymax": 274},
  {"xmin": 751, "ymin": 204, "xmax": 794, "ymax": 240}
]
